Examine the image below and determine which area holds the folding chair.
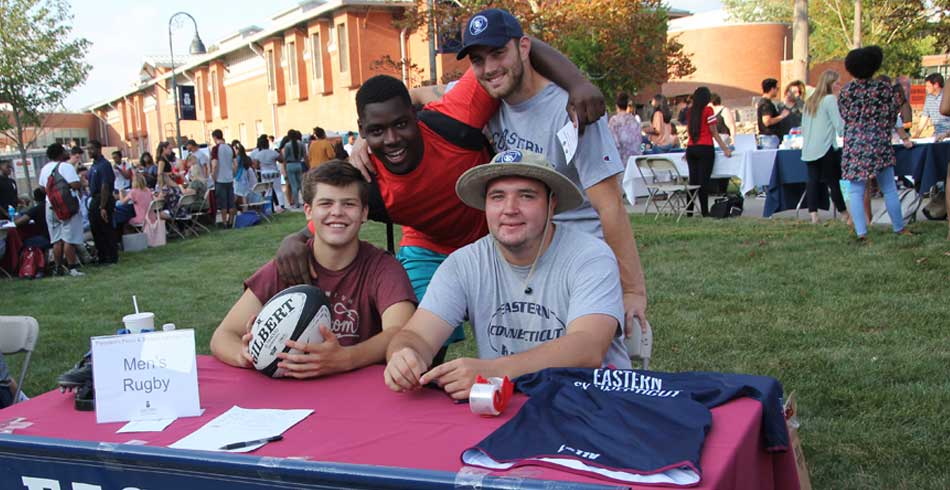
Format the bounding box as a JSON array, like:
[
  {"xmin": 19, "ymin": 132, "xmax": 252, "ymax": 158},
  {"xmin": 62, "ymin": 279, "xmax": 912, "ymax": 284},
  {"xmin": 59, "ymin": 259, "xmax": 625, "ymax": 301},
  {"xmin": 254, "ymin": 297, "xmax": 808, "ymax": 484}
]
[
  {"xmin": 241, "ymin": 182, "xmax": 273, "ymax": 223},
  {"xmin": 171, "ymin": 194, "xmax": 198, "ymax": 238},
  {"xmin": 0, "ymin": 230, "xmax": 10, "ymax": 279},
  {"xmin": 643, "ymin": 157, "xmax": 700, "ymax": 222},
  {"xmin": 634, "ymin": 157, "xmax": 662, "ymax": 216},
  {"xmin": 189, "ymin": 190, "xmax": 212, "ymax": 234},
  {"xmin": 0, "ymin": 316, "xmax": 39, "ymax": 404}
]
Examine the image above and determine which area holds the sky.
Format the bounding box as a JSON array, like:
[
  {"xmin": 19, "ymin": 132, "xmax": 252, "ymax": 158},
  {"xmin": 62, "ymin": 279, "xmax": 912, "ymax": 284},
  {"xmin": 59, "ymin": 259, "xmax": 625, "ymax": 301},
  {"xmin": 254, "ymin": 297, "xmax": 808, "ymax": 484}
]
[{"xmin": 63, "ymin": 0, "xmax": 723, "ymax": 111}]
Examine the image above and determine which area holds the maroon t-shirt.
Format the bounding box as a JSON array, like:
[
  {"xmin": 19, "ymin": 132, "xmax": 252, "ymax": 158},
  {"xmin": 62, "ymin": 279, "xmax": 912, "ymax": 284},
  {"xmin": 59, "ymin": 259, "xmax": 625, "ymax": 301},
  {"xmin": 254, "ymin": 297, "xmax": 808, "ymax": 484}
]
[{"xmin": 244, "ymin": 240, "xmax": 417, "ymax": 346}]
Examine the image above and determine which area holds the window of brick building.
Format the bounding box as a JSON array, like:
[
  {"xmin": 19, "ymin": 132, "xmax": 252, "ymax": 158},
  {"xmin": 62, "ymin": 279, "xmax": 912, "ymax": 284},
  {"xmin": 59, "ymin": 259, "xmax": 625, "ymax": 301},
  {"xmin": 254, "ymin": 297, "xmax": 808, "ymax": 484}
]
[
  {"xmin": 337, "ymin": 23, "xmax": 348, "ymax": 73},
  {"xmin": 310, "ymin": 32, "xmax": 322, "ymax": 80},
  {"xmin": 211, "ymin": 71, "xmax": 219, "ymax": 108},
  {"xmin": 266, "ymin": 49, "xmax": 276, "ymax": 91},
  {"xmin": 287, "ymin": 41, "xmax": 298, "ymax": 87}
]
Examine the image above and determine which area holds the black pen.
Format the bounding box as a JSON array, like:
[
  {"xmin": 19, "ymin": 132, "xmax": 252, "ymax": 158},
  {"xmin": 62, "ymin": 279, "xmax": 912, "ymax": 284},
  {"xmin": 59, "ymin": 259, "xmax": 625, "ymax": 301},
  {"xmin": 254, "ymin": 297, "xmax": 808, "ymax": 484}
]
[{"xmin": 219, "ymin": 434, "xmax": 283, "ymax": 451}]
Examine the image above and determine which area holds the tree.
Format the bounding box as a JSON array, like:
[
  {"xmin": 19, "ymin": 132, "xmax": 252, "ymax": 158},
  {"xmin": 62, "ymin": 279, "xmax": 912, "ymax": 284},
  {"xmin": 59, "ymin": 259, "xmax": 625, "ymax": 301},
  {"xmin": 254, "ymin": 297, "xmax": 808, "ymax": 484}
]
[
  {"xmin": 0, "ymin": 0, "xmax": 90, "ymax": 190},
  {"xmin": 722, "ymin": 0, "xmax": 950, "ymax": 77},
  {"xmin": 393, "ymin": 0, "xmax": 693, "ymax": 98}
]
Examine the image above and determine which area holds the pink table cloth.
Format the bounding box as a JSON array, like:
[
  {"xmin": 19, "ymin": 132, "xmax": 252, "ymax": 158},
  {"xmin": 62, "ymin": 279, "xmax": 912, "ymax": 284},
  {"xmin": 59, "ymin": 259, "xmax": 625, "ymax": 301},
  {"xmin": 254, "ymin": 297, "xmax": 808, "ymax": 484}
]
[{"xmin": 2, "ymin": 356, "xmax": 799, "ymax": 489}]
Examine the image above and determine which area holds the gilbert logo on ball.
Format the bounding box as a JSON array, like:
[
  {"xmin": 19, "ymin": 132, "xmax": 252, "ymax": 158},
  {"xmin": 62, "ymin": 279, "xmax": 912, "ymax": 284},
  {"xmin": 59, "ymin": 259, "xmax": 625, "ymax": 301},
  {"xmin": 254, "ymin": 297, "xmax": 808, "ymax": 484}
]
[{"xmin": 250, "ymin": 285, "xmax": 331, "ymax": 378}]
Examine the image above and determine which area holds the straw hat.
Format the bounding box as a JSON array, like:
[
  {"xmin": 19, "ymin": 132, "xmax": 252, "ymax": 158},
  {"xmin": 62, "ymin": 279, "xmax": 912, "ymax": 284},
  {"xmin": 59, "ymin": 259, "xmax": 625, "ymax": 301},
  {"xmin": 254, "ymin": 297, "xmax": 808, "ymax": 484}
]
[{"xmin": 455, "ymin": 149, "xmax": 583, "ymax": 215}]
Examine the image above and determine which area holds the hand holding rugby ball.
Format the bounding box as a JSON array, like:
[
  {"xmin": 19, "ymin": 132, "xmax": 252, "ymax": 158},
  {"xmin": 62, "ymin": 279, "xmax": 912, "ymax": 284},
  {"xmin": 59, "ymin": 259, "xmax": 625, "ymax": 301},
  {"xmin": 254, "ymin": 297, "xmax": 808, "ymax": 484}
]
[{"xmin": 249, "ymin": 285, "xmax": 331, "ymax": 377}]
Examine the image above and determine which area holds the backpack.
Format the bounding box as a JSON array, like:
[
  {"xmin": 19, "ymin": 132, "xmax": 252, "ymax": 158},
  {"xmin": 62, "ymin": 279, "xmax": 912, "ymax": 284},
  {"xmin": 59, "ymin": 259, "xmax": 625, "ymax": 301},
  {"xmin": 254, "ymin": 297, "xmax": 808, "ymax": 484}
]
[
  {"xmin": 18, "ymin": 245, "xmax": 46, "ymax": 279},
  {"xmin": 715, "ymin": 108, "xmax": 730, "ymax": 136},
  {"xmin": 0, "ymin": 383, "xmax": 13, "ymax": 409},
  {"xmin": 922, "ymin": 190, "xmax": 946, "ymax": 220},
  {"xmin": 710, "ymin": 194, "xmax": 744, "ymax": 219},
  {"xmin": 46, "ymin": 163, "xmax": 80, "ymax": 220},
  {"xmin": 234, "ymin": 211, "xmax": 261, "ymax": 229}
]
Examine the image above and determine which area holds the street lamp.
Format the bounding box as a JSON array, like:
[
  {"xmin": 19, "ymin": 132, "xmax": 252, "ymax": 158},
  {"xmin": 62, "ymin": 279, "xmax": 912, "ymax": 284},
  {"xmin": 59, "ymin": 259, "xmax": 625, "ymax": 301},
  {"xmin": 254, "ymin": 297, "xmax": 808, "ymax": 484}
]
[{"xmin": 168, "ymin": 12, "xmax": 206, "ymax": 156}]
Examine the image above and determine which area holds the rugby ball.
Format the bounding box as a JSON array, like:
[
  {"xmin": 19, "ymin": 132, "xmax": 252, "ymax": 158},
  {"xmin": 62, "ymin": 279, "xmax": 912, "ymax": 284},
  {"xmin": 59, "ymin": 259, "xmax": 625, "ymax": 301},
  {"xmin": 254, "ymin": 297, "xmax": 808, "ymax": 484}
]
[{"xmin": 249, "ymin": 285, "xmax": 331, "ymax": 378}]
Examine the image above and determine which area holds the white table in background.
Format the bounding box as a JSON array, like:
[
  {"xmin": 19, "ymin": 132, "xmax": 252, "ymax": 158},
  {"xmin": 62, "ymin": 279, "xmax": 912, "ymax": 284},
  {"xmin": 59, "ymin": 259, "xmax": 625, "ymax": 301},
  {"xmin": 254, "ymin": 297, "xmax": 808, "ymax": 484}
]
[{"xmin": 622, "ymin": 149, "xmax": 778, "ymax": 206}]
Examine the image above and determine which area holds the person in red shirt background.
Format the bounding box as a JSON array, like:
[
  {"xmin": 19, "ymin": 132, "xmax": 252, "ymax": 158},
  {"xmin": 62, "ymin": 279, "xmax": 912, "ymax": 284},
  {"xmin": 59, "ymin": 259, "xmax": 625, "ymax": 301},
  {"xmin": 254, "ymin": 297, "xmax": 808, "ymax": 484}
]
[{"xmin": 685, "ymin": 87, "xmax": 732, "ymax": 217}]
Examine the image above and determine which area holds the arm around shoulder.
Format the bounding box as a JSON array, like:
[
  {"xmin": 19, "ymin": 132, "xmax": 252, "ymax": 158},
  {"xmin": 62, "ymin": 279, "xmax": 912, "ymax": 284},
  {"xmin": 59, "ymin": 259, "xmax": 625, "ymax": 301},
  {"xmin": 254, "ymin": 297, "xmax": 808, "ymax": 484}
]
[{"xmin": 275, "ymin": 227, "xmax": 314, "ymax": 286}]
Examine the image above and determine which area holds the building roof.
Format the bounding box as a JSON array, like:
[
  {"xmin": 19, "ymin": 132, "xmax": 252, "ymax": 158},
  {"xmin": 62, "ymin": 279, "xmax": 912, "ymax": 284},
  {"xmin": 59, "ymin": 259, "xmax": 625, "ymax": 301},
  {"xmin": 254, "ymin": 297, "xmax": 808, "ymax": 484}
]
[
  {"xmin": 142, "ymin": 54, "xmax": 202, "ymax": 69},
  {"xmin": 87, "ymin": 0, "xmax": 412, "ymax": 112},
  {"xmin": 669, "ymin": 9, "xmax": 788, "ymax": 32}
]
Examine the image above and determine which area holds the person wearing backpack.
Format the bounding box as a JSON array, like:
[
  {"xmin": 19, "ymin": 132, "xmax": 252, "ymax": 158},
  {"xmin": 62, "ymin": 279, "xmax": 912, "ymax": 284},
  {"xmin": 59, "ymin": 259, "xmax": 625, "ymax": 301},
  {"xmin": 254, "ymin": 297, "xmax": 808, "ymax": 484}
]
[
  {"xmin": 87, "ymin": 140, "xmax": 118, "ymax": 264},
  {"xmin": 38, "ymin": 143, "xmax": 84, "ymax": 276}
]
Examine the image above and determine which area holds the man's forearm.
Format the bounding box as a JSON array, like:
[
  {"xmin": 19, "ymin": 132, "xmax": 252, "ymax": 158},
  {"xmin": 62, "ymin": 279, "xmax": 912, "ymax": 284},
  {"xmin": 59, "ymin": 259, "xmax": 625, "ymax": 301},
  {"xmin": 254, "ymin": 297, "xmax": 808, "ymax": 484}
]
[
  {"xmin": 764, "ymin": 114, "xmax": 786, "ymax": 127},
  {"xmin": 386, "ymin": 329, "xmax": 436, "ymax": 367},
  {"xmin": 491, "ymin": 329, "xmax": 608, "ymax": 380},
  {"xmin": 210, "ymin": 330, "xmax": 246, "ymax": 368},
  {"xmin": 409, "ymin": 85, "xmax": 445, "ymax": 107},
  {"xmin": 346, "ymin": 328, "xmax": 400, "ymax": 371},
  {"xmin": 99, "ymin": 184, "xmax": 109, "ymax": 208},
  {"xmin": 529, "ymin": 37, "xmax": 586, "ymax": 90}
]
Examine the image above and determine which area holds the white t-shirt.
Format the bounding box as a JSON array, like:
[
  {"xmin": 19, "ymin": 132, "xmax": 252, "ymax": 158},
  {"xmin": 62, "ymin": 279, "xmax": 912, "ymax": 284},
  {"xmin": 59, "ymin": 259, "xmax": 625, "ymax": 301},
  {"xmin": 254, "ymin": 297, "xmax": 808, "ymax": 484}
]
[
  {"xmin": 187, "ymin": 149, "xmax": 210, "ymax": 181},
  {"xmin": 39, "ymin": 160, "xmax": 79, "ymax": 205},
  {"xmin": 114, "ymin": 161, "xmax": 131, "ymax": 190},
  {"xmin": 250, "ymin": 148, "xmax": 281, "ymax": 174}
]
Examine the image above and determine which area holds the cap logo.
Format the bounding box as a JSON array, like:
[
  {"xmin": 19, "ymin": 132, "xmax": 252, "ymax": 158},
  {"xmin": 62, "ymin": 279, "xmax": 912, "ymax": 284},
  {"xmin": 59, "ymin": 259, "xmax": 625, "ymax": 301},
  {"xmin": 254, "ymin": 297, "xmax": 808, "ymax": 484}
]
[
  {"xmin": 499, "ymin": 150, "xmax": 522, "ymax": 163},
  {"xmin": 469, "ymin": 15, "xmax": 488, "ymax": 36}
]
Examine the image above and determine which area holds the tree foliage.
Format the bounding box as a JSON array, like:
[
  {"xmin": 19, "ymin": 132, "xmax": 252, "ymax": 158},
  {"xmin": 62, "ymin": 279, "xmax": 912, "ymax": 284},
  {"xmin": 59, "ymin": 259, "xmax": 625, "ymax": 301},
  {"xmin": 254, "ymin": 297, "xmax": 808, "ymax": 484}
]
[
  {"xmin": 0, "ymin": 0, "xmax": 90, "ymax": 188},
  {"xmin": 393, "ymin": 0, "xmax": 693, "ymax": 98},
  {"xmin": 722, "ymin": 0, "xmax": 950, "ymax": 77}
]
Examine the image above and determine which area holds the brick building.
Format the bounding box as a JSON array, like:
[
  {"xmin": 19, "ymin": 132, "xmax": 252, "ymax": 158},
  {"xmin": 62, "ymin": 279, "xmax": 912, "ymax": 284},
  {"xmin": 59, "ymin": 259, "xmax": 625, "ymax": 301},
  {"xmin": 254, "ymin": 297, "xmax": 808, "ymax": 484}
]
[{"xmin": 88, "ymin": 0, "xmax": 468, "ymax": 158}]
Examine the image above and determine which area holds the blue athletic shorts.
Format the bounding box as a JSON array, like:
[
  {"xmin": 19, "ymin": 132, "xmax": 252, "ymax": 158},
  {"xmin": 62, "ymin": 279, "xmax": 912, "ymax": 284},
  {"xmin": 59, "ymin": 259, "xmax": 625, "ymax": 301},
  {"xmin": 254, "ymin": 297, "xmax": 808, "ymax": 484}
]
[{"xmin": 396, "ymin": 245, "xmax": 465, "ymax": 344}]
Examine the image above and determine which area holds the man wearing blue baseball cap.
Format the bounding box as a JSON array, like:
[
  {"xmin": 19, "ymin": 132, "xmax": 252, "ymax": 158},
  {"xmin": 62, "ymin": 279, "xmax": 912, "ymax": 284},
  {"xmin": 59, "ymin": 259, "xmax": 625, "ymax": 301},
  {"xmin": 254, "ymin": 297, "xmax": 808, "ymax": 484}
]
[
  {"xmin": 456, "ymin": 8, "xmax": 649, "ymax": 337},
  {"xmin": 384, "ymin": 149, "xmax": 630, "ymax": 400}
]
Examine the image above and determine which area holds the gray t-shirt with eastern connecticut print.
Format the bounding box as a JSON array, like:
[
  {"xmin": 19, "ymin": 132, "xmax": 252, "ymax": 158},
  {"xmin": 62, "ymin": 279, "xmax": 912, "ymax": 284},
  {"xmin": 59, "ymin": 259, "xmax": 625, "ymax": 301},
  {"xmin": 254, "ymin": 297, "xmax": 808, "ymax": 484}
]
[
  {"xmin": 488, "ymin": 82, "xmax": 625, "ymax": 238},
  {"xmin": 421, "ymin": 225, "xmax": 630, "ymax": 368}
]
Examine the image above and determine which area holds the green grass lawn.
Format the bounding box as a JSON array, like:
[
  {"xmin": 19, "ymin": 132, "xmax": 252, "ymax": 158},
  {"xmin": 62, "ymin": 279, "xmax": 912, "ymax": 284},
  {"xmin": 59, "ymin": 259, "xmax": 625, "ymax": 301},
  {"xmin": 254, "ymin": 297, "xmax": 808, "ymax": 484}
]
[{"xmin": 2, "ymin": 213, "xmax": 949, "ymax": 489}]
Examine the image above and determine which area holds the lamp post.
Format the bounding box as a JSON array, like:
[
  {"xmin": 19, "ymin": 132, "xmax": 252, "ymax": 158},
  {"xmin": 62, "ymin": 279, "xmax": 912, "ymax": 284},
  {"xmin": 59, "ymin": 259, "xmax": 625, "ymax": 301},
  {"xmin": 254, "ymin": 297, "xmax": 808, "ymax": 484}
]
[{"xmin": 168, "ymin": 12, "xmax": 206, "ymax": 156}]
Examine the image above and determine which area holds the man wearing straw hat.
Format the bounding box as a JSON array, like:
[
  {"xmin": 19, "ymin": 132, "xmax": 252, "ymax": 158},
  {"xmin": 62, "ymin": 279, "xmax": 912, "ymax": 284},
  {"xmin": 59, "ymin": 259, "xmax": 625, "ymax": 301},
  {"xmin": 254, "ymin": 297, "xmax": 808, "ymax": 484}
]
[{"xmin": 384, "ymin": 149, "xmax": 629, "ymax": 400}]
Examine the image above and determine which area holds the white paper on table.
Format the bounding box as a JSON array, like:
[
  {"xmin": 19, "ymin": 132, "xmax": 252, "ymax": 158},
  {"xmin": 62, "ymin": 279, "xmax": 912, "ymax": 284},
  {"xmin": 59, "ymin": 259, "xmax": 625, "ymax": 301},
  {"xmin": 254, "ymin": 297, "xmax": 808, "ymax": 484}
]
[
  {"xmin": 117, "ymin": 408, "xmax": 205, "ymax": 433},
  {"xmin": 556, "ymin": 121, "xmax": 578, "ymax": 165},
  {"xmin": 118, "ymin": 418, "xmax": 176, "ymax": 433},
  {"xmin": 169, "ymin": 406, "xmax": 312, "ymax": 452}
]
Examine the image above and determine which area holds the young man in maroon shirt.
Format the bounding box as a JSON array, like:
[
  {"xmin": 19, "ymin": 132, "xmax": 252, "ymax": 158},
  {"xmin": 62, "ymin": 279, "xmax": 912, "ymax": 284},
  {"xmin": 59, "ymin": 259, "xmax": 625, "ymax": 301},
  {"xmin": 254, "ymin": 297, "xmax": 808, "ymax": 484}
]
[{"xmin": 211, "ymin": 161, "xmax": 417, "ymax": 378}]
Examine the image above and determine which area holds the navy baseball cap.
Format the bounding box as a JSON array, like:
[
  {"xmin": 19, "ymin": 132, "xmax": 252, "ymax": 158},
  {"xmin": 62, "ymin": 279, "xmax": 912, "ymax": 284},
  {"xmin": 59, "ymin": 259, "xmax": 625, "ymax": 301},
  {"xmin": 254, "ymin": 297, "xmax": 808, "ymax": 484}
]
[{"xmin": 456, "ymin": 8, "xmax": 524, "ymax": 60}]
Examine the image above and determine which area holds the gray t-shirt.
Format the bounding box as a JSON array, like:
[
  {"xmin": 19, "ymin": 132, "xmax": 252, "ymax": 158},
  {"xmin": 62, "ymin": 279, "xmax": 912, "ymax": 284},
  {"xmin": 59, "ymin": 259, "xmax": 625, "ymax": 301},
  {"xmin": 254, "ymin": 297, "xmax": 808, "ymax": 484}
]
[
  {"xmin": 489, "ymin": 83, "xmax": 625, "ymax": 238},
  {"xmin": 421, "ymin": 226, "xmax": 630, "ymax": 369},
  {"xmin": 213, "ymin": 142, "xmax": 234, "ymax": 183}
]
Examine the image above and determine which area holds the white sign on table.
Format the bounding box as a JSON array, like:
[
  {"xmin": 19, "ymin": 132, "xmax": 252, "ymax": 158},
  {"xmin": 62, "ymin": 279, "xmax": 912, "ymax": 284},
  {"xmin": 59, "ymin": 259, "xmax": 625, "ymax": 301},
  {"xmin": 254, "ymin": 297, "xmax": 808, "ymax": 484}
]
[{"xmin": 91, "ymin": 329, "xmax": 201, "ymax": 424}]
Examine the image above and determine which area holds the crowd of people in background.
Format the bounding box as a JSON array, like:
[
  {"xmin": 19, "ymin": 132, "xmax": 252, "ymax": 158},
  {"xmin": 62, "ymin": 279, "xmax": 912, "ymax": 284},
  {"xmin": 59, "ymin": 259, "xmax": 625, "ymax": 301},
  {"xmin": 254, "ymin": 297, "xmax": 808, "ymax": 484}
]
[
  {"xmin": 1, "ymin": 126, "xmax": 355, "ymax": 279},
  {"xmin": 605, "ymin": 46, "xmax": 948, "ymax": 236}
]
